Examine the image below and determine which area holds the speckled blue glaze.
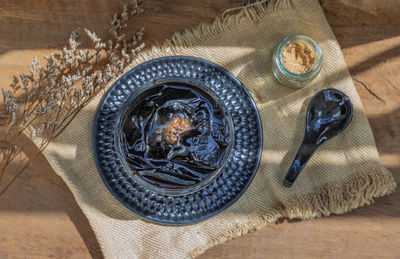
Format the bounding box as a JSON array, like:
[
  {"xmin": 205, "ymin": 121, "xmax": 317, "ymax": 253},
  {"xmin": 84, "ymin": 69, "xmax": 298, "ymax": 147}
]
[{"xmin": 93, "ymin": 56, "xmax": 263, "ymax": 224}]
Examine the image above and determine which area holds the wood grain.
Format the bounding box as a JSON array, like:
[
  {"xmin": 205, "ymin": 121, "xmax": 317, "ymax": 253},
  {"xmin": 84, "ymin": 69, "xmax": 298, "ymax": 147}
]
[{"xmin": 0, "ymin": 0, "xmax": 399, "ymax": 258}]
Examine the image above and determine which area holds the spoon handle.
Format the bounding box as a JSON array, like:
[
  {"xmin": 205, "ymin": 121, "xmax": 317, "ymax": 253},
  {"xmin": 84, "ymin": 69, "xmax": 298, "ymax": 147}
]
[{"xmin": 284, "ymin": 139, "xmax": 318, "ymax": 187}]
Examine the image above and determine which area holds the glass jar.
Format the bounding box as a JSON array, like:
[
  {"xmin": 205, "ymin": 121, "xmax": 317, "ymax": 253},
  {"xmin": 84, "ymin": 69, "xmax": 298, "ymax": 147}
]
[{"xmin": 272, "ymin": 35, "xmax": 323, "ymax": 88}]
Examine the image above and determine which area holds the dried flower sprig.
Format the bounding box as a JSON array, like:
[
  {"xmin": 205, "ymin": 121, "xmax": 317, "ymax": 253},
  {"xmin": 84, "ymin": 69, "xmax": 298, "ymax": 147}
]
[{"xmin": 0, "ymin": 0, "xmax": 145, "ymax": 196}]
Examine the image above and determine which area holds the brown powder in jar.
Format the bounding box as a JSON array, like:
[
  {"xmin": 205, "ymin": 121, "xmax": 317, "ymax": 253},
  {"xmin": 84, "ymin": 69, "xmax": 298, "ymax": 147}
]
[{"xmin": 282, "ymin": 41, "xmax": 316, "ymax": 74}]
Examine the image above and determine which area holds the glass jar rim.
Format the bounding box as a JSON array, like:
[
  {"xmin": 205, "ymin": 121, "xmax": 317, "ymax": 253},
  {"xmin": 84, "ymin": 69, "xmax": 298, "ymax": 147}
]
[{"xmin": 276, "ymin": 35, "xmax": 323, "ymax": 79}]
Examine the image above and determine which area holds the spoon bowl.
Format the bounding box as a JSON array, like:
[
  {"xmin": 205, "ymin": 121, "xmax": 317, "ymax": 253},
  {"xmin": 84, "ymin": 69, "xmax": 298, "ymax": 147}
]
[{"xmin": 284, "ymin": 88, "xmax": 353, "ymax": 187}]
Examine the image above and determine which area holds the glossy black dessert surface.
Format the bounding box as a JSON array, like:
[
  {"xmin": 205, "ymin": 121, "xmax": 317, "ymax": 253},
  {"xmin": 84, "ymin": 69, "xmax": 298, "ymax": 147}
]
[{"xmin": 119, "ymin": 82, "xmax": 230, "ymax": 191}]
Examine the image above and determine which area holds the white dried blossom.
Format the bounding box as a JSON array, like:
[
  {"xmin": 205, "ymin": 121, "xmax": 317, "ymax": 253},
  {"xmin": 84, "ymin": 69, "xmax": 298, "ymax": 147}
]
[
  {"xmin": 73, "ymin": 87, "xmax": 82, "ymax": 101},
  {"xmin": 85, "ymin": 29, "xmax": 101, "ymax": 43},
  {"xmin": 96, "ymin": 42, "xmax": 106, "ymax": 50},
  {"xmin": 30, "ymin": 126, "xmax": 37, "ymax": 137},
  {"xmin": 3, "ymin": 91, "xmax": 18, "ymax": 114},
  {"xmin": 51, "ymin": 69, "xmax": 61, "ymax": 77},
  {"xmin": 68, "ymin": 28, "xmax": 80, "ymax": 51},
  {"xmin": 32, "ymin": 56, "xmax": 39, "ymax": 69},
  {"xmin": 82, "ymin": 65, "xmax": 93, "ymax": 77},
  {"xmin": 65, "ymin": 75, "xmax": 73, "ymax": 87},
  {"xmin": 34, "ymin": 104, "xmax": 42, "ymax": 115},
  {"xmin": 71, "ymin": 74, "xmax": 81, "ymax": 82},
  {"xmin": 44, "ymin": 102, "xmax": 57, "ymax": 113},
  {"xmin": 20, "ymin": 73, "xmax": 29, "ymax": 88},
  {"xmin": 9, "ymin": 112, "xmax": 16, "ymax": 127},
  {"xmin": 121, "ymin": 49, "xmax": 130, "ymax": 62},
  {"xmin": 50, "ymin": 78, "xmax": 56, "ymax": 87},
  {"xmin": 133, "ymin": 42, "xmax": 145, "ymax": 54},
  {"xmin": 132, "ymin": 28, "xmax": 145, "ymax": 45}
]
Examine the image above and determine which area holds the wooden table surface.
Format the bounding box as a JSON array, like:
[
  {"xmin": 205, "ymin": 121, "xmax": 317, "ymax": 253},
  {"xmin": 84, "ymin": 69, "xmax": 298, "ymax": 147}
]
[{"xmin": 0, "ymin": 0, "xmax": 399, "ymax": 258}]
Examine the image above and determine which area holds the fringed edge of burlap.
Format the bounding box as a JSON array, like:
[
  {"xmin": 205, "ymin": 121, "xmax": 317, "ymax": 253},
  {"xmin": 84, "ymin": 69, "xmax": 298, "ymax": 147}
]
[
  {"xmin": 100, "ymin": 0, "xmax": 397, "ymax": 257},
  {"xmin": 123, "ymin": 0, "xmax": 306, "ymax": 70},
  {"xmin": 189, "ymin": 167, "xmax": 396, "ymax": 258}
]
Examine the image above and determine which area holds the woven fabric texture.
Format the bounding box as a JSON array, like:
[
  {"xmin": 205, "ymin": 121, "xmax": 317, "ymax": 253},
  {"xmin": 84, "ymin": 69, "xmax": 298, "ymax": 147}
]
[{"xmin": 37, "ymin": 0, "xmax": 396, "ymax": 258}]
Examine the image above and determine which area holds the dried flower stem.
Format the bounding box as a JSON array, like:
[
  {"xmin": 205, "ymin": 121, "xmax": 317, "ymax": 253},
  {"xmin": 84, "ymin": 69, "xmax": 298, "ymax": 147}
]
[{"xmin": 0, "ymin": 0, "xmax": 145, "ymax": 196}]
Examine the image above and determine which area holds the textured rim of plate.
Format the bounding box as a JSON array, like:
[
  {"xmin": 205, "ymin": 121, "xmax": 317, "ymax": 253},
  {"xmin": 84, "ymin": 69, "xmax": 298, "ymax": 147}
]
[{"xmin": 93, "ymin": 56, "xmax": 263, "ymax": 225}]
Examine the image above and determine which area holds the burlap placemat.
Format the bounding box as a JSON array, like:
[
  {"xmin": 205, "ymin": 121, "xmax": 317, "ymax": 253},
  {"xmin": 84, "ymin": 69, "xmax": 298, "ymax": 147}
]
[{"xmin": 38, "ymin": 0, "xmax": 396, "ymax": 258}]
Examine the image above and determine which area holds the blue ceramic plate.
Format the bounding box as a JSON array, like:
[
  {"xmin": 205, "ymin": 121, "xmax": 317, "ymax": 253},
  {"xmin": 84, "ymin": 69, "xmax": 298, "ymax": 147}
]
[{"xmin": 93, "ymin": 56, "xmax": 262, "ymax": 224}]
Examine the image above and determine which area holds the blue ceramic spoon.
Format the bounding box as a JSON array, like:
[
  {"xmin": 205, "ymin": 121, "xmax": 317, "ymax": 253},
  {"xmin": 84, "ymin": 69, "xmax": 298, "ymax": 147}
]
[{"xmin": 284, "ymin": 88, "xmax": 353, "ymax": 187}]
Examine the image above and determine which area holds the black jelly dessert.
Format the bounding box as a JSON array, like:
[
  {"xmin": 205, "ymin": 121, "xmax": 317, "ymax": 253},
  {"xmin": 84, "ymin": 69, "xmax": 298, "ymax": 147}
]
[{"xmin": 119, "ymin": 82, "xmax": 231, "ymax": 191}]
